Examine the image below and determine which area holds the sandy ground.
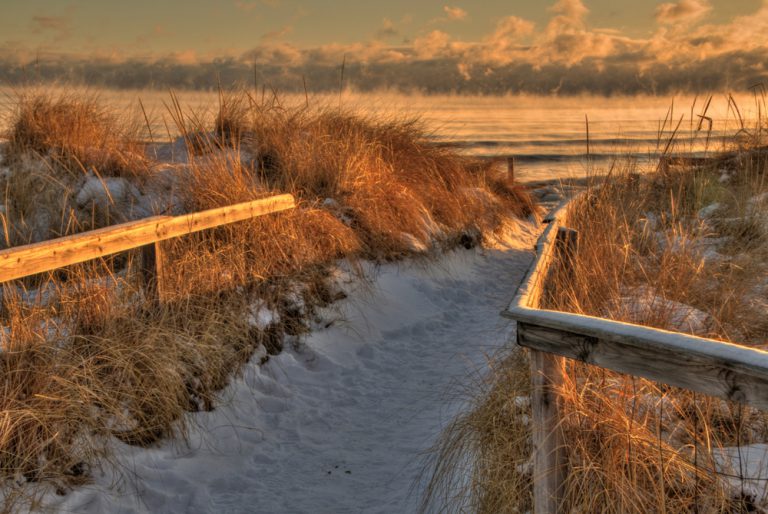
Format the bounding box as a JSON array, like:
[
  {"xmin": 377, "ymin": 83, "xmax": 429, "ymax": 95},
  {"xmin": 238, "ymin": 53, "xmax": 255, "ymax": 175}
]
[{"xmin": 43, "ymin": 221, "xmax": 539, "ymax": 514}]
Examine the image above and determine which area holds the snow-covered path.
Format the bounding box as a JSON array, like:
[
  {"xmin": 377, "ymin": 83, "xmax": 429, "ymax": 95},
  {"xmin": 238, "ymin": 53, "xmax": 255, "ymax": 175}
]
[{"xmin": 51, "ymin": 222, "xmax": 537, "ymax": 514}]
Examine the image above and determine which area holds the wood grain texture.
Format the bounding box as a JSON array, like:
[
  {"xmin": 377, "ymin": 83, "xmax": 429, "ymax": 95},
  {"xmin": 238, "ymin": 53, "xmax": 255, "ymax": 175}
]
[
  {"xmin": 0, "ymin": 194, "xmax": 296, "ymax": 283},
  {"xmin": 504, "ymin": 197, "xmax": 768, "ymax": 412},
  {"xmin": 503, "ymin": 200, "xmax": 768, "ymax": 401},
  {"xmin": 517, "ymin": 320, "xmax": 768, "ymax": 410},
  {"xmin": 506, "ymin": 217, "xmax": 561, "ymax": 312},
  {"xmin": 529, "ymin": 348, "xmax": 566, "ymax": 514},
  {"xmin": 522, "ymin": 217, "xmax": 570, "ymax": 513}
]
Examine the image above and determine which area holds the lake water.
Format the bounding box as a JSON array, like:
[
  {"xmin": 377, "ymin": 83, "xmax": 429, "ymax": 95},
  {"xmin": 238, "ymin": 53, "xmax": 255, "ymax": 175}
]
[
  {"xmin": 354, "ymin": 92, "xmax": 761, "ymax": 182},
  {"xmin": 1, "ymin": 88, "xmax": 762, "ymax": 183}
]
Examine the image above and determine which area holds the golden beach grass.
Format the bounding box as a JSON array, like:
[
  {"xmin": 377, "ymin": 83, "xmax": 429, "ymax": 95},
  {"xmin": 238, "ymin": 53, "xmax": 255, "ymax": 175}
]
[
  {"xmin": 0, "ymin": 87, "xmax": 536, "ymax": 510},
  {"xmin": 422, "ymin": 100, "xmax": 768, "ymax": 513}
]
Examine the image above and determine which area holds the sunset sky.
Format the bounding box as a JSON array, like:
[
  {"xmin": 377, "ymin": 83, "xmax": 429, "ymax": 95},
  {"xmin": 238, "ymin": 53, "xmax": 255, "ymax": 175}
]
[
  {"xmin": 1, "ymin": 0, "xmax": 766, "ymax": 94},
  {"xmin": 1, "ymin": 0, "xmax": 762, "ymax": 60}
]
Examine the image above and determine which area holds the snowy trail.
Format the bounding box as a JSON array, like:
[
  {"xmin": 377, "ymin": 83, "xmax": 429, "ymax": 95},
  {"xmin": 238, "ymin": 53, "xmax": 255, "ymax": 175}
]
[{"xmin": 51, "ymin": 222, "xmax": 537, "ymax": 514}]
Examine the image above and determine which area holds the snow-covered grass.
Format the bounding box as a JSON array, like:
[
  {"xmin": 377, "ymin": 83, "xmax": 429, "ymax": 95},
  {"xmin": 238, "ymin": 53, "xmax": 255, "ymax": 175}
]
[
  {"xmin": 0, "ymin": 92, "xmax": 157, "ymax": 247},
  {"xmin": 0, "ymin": 89, "xmax": 538, "ymax": 512}
]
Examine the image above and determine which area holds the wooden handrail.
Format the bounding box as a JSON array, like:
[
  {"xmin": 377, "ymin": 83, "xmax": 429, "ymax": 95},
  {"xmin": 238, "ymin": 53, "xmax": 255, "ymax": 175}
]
[
  {"xmin": 501, "ymin": 195, "xmax": 768, "ymax": 513},
  {"xmin": 502, "ymin": 199, "xmax": 768, "ymax": 410},
  {"xmin": 0, "ymin": 194, "xmax": 296, "ymax": 283}
]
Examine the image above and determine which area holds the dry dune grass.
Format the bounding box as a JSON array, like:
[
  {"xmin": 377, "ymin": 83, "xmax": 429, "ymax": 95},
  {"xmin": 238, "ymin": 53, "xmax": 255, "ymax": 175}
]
[
  {"xmin": 211, "ymin": 90, "xmax": 536, "ymax": 259},
  {"xmin": 0, "ymin": 87, "xmax": 537, "ymax": 510},
  {"xmin": 159, "ymin": 145, "xmax": 362, "ymax": 300},
  {"xmin": 0, "ymin": 92, "xmax": 152, "ymax": 247},
  {"xmin": 0, "ymin": 272, "xmax": 260, "ymax": 512},
  {"xmin": 552, "ymin": 361, "xmax": 768, "ymax": 513},
  {"xmin": 4, "ymin": 91, "xmax": 148, "ymax": 179},
  {"xmin": 539, "ymin": 151, "xmax": 768, "ymax": 512},
  {"xmin": 553, "ymin": 150, "xmax": 768, "ymax": 343},
  {"xmin": 423, "ymin": 119, "xmax": 768, "ymax": 511}
]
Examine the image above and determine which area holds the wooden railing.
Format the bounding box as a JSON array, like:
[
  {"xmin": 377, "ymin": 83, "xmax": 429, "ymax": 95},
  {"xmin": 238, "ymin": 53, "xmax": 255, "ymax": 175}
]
[
  {"xmin": 501, "ymin": 200, "xmax": 768, "ymax": 514},
  {"xmin": 0, "ymin": 194, "xmax": 296, "ymax": 297}
]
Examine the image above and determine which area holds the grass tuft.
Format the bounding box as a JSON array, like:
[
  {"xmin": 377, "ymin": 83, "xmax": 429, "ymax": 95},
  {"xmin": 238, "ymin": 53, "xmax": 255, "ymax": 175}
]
[{"xmin": 5, "ymin": 91, "xmax": 148, "ymax": 179}]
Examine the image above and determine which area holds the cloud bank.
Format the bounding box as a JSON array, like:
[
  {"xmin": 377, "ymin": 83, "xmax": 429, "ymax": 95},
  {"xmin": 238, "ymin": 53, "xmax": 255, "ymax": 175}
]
[{"xmin": 2, "ymin": 0, "xmax": 767, "ymax": 95}]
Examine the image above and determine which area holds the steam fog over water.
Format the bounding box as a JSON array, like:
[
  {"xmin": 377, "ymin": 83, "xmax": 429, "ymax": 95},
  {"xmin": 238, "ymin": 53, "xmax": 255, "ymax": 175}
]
[
  {"xmin": 355, "ymin": 92, "xmax": 761, "ymax": 182},
  {"xmin": 1, "ymin": 89, "xmax": 760, "ymax": 182}
]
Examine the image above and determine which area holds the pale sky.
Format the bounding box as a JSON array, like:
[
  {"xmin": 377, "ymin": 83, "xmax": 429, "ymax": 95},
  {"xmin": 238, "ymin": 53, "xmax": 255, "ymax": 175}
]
[{"xmin": 0, "ymin": 0, "xmax": 762, "ymax": 59}]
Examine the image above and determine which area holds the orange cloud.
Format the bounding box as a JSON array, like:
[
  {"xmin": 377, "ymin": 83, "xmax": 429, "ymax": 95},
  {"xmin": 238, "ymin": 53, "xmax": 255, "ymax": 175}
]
[
  {"xmin": 545, "ymin": 0, "xmax": 589, "ymax": 35},
  {"xmin": 5, "ymin": 0, "xmax": 768, "ymax": 95},
  {"xmin": 655, "ymin": 0, "xmax": 712, "ymax": 25},
  {"xmin": 376, "ymin": 18, "xmax": 399, "ymax": 40},
  {"xmin": 443, "ymin": 6, "xmax": 468, "ymax": 21},
  {"xmin": 230, "ymin": 0, "xmax": 768, "ymax": 74},
  {"xmin": 469, "ymin": 16, "xmax": 535, "ymax": 64},
  {"xmin": 169, "ymin": 49, "xmax": 199, "ymax": 65},
  {"xmin": 413, "ymin": 30, "xmax": 453, "ymax": 60}
]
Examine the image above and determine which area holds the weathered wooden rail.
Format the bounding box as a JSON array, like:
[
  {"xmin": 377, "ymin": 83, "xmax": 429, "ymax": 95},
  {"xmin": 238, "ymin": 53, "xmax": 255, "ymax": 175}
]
[
  {"xmin": 502, "ymin": 199, "xmax": 768, "ymax": 514},
  {"xmin": 0, "ymin": 194, "xmax": 296, "ymax": 296}
]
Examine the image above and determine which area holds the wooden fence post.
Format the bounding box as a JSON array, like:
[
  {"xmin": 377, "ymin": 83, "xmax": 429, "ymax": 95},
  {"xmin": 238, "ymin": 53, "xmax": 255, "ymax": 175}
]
[
  {"xmin": 507, "ymin": 156, "xmax": 515, "ymax": 181},
  {"xmin": 141, "ymin": 241, "xmax": 164, "ymax": 304},
  {"xmin": 528, "ymin": 345, "xmax": 566, "ymax": 514},
  {"xmin": 527, "ymin": 226, "xmax": 578, "ymax": 513}
]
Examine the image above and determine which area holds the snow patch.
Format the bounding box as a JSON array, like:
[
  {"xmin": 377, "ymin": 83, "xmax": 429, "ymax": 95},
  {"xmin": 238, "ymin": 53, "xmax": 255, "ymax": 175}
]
[
  {"xmin": 247, "ymin": 303, "xmax": 279, "ymax": 330},
  {"xmin": 712, "ymin": 444, "xmax": 768, "ymax": 509},
  {"xmin": 322, "ymin": 198, "xmax": 339, "ymax": 209},
  {"xmin": 609, "ymin": 286, "xmax": 712, "ymax": 334},
  {"xmin": 642, "ymin": 211, "xmax": 661, "ymax": 231},
  {"xmin": 76, "ymin": 174, "xmax": 141, "ymax": 210},
  {"xmin": 698, "ymin": 202, "xmax": 721, "ymax": 220}
]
